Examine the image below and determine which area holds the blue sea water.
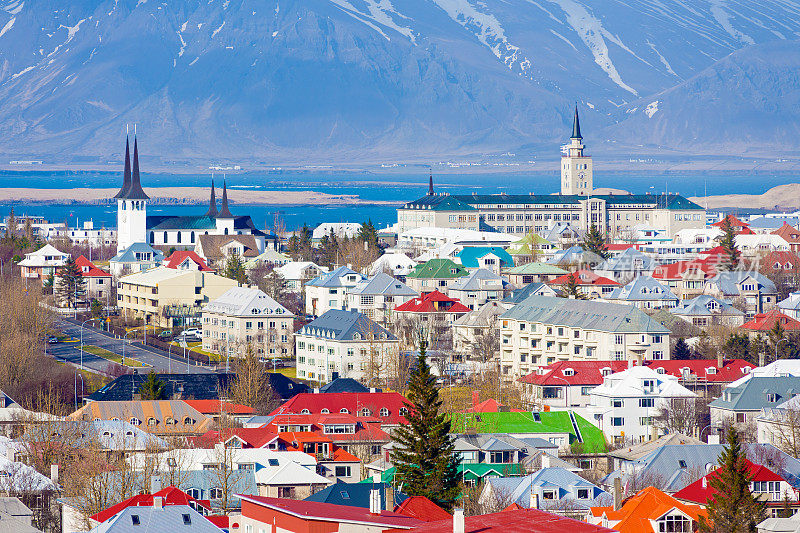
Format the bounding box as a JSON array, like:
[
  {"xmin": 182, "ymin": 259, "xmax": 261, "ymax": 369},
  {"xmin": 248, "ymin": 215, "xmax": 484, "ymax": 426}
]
[{"xmin": 1, "ymin": 170, "xmax": 797, "ymax": 232}]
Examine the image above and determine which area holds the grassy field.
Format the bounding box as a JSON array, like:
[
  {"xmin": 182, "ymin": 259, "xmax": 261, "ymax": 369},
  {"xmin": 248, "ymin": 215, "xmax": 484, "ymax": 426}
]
[{"xmin": 81, "ymin": 344, "xmax": 147, "ymax": 368}]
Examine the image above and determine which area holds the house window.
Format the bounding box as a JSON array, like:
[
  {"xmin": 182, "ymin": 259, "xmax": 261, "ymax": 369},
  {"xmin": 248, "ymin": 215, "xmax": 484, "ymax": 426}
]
[
  {"xmin": 612, "ymin": 399, "xmax": 623, "ymax": 408},
  {"xmin": 639, "ymin": 398, "xmax": 655, "ymax": 408},
  {"xmin": 611, "ymin": 417, "xmax": 624, "ymax": 427},
  {"xmin": 335, "ymin": 466, "xmax": 352, "ymax": 477},
  {"xmin": 657, "ymin": 514, "xmax": 691, "ymax": 532},
  {"xmin": 209, "ymin": 487, "xmax": 223, "ymax": 499},
  {"xmin": 379, "ymin": 408, "xmax": 389, "ymax": 417},
  {"xmin": 577, "ymin": 488, "xmax": 590, "ymax": 499},
  {"xmin": 736, "ymin": 412, "xmax": 746, "ymax": 423},
  {"xmin": 542, "ymin": 490, "xmax": 556, "ymax": 500}
]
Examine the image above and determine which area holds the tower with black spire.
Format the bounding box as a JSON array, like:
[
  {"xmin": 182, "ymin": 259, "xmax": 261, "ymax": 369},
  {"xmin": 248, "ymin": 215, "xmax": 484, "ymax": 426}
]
[
  {"xmin": 561, "ymin": 105, "xmax": 592, "ymax": 196},
  {"xmin": 206, "ymin": 180, "xmax": 218, "ymax": 217},
  {"xmin": 427, "ymin": 170, "xmax": 434, "ymax": 196},
  {"xmin": 115, "ymin": 136, "xmax": 150, "ymax": 252},
  {"xmin": 215, "ymin": 180, "xmax": 234, "ymax": 235}
]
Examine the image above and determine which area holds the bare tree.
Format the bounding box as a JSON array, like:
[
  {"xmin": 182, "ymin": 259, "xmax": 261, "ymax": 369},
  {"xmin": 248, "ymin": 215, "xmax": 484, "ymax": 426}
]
[
  {"xmin": 225, "ymin": 344, "xmax": 278, "ymax": 415},
  {"xmin": 763, "ymin": 406, "xmax": 800, "ymax": 457},
  {"xmin": 654, "ymin": 397, "xmax": 709, "ymax": 436}
]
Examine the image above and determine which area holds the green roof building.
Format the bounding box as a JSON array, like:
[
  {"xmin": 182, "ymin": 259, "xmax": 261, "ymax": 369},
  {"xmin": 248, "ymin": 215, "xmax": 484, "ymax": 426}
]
[{"xmin": 405, "ymin": 258, "xmax": 469, "ymax": 294}]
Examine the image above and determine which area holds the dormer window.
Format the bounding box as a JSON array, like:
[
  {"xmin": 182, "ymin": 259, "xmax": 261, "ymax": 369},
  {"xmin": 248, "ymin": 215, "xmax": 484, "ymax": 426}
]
[
  {"xmin": 300, "ymin": 409, "xmax": 311, "ymax": 414},
  {"xmin": 601, "ymin": 368, "xmax": 612, "ymax": 377},
  {"xmin": 562, "ymin": 369, "xmax": 574, "ymax": 377},
  {"xmin": 321, "ymin": 408, "xmax": 330, "ymax": 414}
]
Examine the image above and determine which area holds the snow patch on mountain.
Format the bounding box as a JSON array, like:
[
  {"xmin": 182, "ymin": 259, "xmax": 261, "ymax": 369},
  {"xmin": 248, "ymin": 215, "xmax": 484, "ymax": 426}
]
[
  {"xmin": 3, "ymin": 1, "xmax": 22, "ymax": 15},
  {"xmin": 645, "ymin": 100, "xmax": 659, "ymax": 118},
  {"xmin": 709, "ymin": 0, "xmax": 755, "ymax": 45},
  {"xmin": 0, "ymin": 16, "xmax": 13, "ymax": 38},
  {"xmin": 433, "ymin": 0, "xmax": 533, "ymax": 75},
  {"xmin": 211, "ymin": 20, "xmax": 225, "ymax": 38}
]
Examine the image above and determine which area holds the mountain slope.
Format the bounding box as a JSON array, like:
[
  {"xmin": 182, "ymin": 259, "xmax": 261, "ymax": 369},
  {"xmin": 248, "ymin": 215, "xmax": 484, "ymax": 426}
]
[{"xmin": 0, "ymin": 0, "xmax": 799, "ymax": 164}]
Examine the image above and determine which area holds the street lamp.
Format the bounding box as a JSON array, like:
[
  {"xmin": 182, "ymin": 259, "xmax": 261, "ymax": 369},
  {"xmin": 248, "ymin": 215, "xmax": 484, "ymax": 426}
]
[
  {"xmin": 122, "ymin": 330, "xmax": 135, "ymax": 367},
  {"xmin": 548, "ymin": 375, "xmax": 572, "ymax": 408},
  {"xmin": 80, "ymin": 318, "xmax": 102, "ymax": 372},
  {"xmin": 74, "ymin": 372, "xmax": 84, "ymax": 411}
]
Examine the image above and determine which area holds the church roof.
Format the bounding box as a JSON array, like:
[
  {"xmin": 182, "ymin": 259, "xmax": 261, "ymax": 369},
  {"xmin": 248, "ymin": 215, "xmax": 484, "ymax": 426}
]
[
  {"xmin": 113, "ymin": 137, "xmax": 132, "ymax": 199},
  {"xmin": 217, "ymin": 180, "xmax": 233, "ymax": 218},
  {"xmin": 205, "ymin": 180, "xmax": 218, "ymax": 217},
  {"xmin": 117, "ymin": 137, "xmax": 149, "ymax": 200},
  {"xmin": 147, "ymin": 215, "xmax": 264, "ymax": 234}
]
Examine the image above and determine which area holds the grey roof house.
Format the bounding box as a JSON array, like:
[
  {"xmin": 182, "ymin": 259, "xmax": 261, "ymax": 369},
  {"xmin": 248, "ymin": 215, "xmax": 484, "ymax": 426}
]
[
  {"xmin": 709, "ymin": 376, "xmax": 800, "ymax": 427},
  {"xmin": 605, "ymin": 275, "xmax": 679, "ymax": 310}
]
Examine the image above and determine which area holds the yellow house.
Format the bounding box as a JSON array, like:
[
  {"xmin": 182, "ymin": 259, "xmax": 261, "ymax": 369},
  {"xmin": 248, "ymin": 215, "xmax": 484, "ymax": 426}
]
[{"xmin": 117, "ymin": 266, "xmax": 238, "ymax": 327}]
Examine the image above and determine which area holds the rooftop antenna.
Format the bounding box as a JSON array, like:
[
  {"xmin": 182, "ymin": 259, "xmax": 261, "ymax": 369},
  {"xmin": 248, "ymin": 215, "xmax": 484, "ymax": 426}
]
[
  {"xmin": 126, "ymin": 123, "xmax": 129, "ymax": 135},
  {"xmin": 134, "ymin": 123, "xmax": 137, "ymax": 135}
]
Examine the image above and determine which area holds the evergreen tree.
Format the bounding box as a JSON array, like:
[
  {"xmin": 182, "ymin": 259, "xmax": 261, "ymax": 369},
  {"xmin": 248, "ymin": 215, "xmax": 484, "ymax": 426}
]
[
  {"xmin": 56, "ymin": 255, "xmax": 87, "ymax": 310},
  {"xmin": 318, "ymin": 228, "xmax": 339, "ymax": 268},
  {"xmin": 390, "ymin": 338, "xmax": 460, "ymax": 511},
  {"xmin": 559, "ymin": 272, "xmax": 585, "ymax": 299},
  {"xmin": 699, "ymin": 427, "xmax": 766, "ymax": 532},
  {"xmin": 42, "ymin": 272, "xmax": 55, "ymax": 295},
  {"xmin": 138, "ymin": 372, "xmax": 166, "ymax": 400},
  {"xmin": 719, "ymin": 216, "xmax": 741, "ymax": 271},
  {"xmin": 287, "ymin": 233, "xmax": 301, "ymax": 260},
  {"xmin": 4, "ymin": 208, "xmax": 15, "ymax": 240},
  {"xmin": 673, "ymin": 337, "xmax": 692, "ymax": 360},
  {"xmin": 724, "ymin": 332, "xmax": 752, "ymax": 363},
  {"xmin": 223, "ymin": 251, "xmax": 248, "ymax": 285},
  {"xmin": 358, "ymin": 219, "xmax": 379, "ymax": 250},
  {"xmin": 580, "ymin": 223, "xmax": 610, "ymax": 260},
  {"xmin": 299, "ymin": 224, "xmax": 312, "ymax": 248}
]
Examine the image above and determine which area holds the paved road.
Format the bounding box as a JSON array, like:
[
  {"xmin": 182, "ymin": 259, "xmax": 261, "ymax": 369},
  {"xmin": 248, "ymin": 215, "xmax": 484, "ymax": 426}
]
[{"xmin": 51, "ymin": 319, "xmax": 212, "ymax": 375}]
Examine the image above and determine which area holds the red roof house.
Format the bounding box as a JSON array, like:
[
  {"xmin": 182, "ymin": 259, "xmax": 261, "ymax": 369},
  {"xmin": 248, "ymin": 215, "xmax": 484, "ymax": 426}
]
[
  {"xmin": 712, "ymin": 214, "xmax": 754, "ymax": 234},
  {"xmin": 393, "ymin": 497, "xmax": 451, "ymax": 522},
  {"xmin": 644, "ymin": 359, "xmax": 756, "ymax": 385},
  {"xmin": 394, "ymin": 290, "xmax": 470, "ymax": 314},
  {"xmin": 164, "ymin": 250, "xmax": 214, "ymax": 272},
  {"xmin": 388, "ymin": 507, "xmax": 614, "ymax": 533},
  {"xmin": 764, "ymin": 250, "xmax": 800, "ymax": 271},
  {"xmin": 90, "ymin": 486, "xmax": 211, "ymax": 524},
  {"xmin": 773, "ymin": 223, "xmax": 800, "ymax": 253},
  {"xmin": 261, "ymin": 412, "xmax": 391, "ymax": 446},
  {"xmin": 674, "ymin": 459, "xmax": 797, "ymax": 511},
  {"xmin": 75, "ymin": 255, "xmax": 112, "ymax": 278},
  {"xmin": 652, "ymin": 257, "xmax": 719, "ymax": 282},
  {"xmin": 740, "ymin": 310, "xmax": 800, "ymax": 333},
  {"xmin": 271, "ymin": 392, "xmax": 410, "ymax": 426},
  {"xmin": 590, "ymin": 486, "xmax": 706, "ymax": 533},
  {"xmin": 238, "ymin": 495, "xmax": 423, "ymax": 533},
  {"xmin": 191, "ymin": 427, "xmax": 279, "ymax": 449}
]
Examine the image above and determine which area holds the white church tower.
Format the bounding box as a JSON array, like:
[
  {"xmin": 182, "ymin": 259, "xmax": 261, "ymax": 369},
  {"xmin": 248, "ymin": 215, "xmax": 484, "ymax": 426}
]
[
  {"xmin": 561, "ymin": 106, "xmax": 593, "ymax": 196},
  {"xmin": 114, "ymin": 137, "xmax": 149, "ymax": 252}
]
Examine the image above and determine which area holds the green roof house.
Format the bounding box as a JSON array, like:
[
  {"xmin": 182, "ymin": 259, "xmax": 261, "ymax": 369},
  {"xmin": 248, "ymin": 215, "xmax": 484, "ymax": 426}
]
[{"xmin": 405, "ymin": 258, "xmax": 469, "ymax": 294}]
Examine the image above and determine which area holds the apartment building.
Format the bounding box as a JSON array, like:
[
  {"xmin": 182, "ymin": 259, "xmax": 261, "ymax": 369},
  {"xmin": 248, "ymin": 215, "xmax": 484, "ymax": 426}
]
[
  {"xmin": 588, "ymin": 365, "xmax": 696, "ymax": 444},
  {"xmin": 304, "ymin": 266, "xmax": 365, "ymax": 317},
  {"xmin": 202, "ymin": 287, "xmax": 294, "ymax": 360},
  {"xmin": 345, "ymin": 273, "xmax": 417, "ymax": 324},
  {"xmin": 295, "ymin": 309, "xmax": 399, "ymax": 383},
  {"xmin": 498, "ymin": 295, "xmax": 670, "ymax": 380},
  {"xmin": 117, "ymin": 266, "xmax": 238, "ymax": 327}
]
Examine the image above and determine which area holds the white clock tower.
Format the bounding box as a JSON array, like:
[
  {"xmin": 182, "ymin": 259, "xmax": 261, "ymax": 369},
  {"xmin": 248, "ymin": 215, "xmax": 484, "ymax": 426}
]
[
  {"xmin": 561, "ymin": 106, "xmax": 593, "ymax": 196},
  {"xmin": 114, "ymin": 137, "xmax": 149, "ymax": 252}
]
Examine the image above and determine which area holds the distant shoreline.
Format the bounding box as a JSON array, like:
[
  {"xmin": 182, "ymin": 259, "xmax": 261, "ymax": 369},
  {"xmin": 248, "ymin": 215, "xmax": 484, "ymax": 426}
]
[{"xmin": 0, "ymin": 187, "xmax": 401, "ymax": 206}]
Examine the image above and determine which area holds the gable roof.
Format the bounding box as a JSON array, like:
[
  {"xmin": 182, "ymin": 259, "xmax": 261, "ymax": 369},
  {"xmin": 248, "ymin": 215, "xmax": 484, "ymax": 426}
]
[
  {"xmin": 304, "ymin": 481, "xmax": 408, "ymax": 509},
  {"xmin": 394, "ymin": 291, "xmax": 471, "ymax": 314},
  {"xmin": 391, "ymin": 507, "xmax": 614, "ymax": 533},
  {"xmin": 164, "ymin": 251, "xmax": 213, "ymax": 271},
  {"xmin": 597, "ymin": 248, "xmax": 656, "ymax": 272},
  {"xmin": 486, "ymin": 467, "xmax": 608, "ymax": 510},
  {"xmin": 203, "ymin": 287, "xmax": 292, "ymax": 318},
  {"xmin": 505, "ymin": 262, "xmax": 568, "ymax": 276},
  {"xmin": 590, "ymin": 486, "xmax": 706, "ymax": 533},
  {"xmin": 520, "ymin": 361, "xmax": 629, "ymax": 386},
  {"xmin": 502, "ymin": 282, "xmax": 557, "ymax": 304},
  {"xmin": 90, "ymin": 486, "xmax": 211, "ymax": 524},
  {"xmin": 306, "ymin": 266, "xmax": 364, "ymax": 287},
  {"xmin": 69, "ymin": 401, "xmax": 213, "ymax": 435},
  {"xmin": 709, "ymin": 376, "xmax": 800, "ymax": 411},
  {"xmin": 238, "ymin": 495, "xmax": 423, "ymax": 529},
  {"xmin": 607, "ymin": 276, "xmax": 678, "ymax": 302},
  {"xmin": 448, "ymin": 268, "xmax": 505, "ymax": 292},
  {"xmin": 607, "ymin": 433, "xmax": 705, "ymax": 462},
  {"xmin": 673, "ymin": 459, "xmax": 784, "ymax": 505},
  {"xmin": 501, "ymin": 295, "xmax": 670, "ymax": 334},
  {"xmin": 773, "ymin": 222, "xmax": 800, "ymax": 243},
  {"xmin": 457, "ymin": 247, "xmax": 514, "ymax": 268},
  {"xmin": 740, "ymin": 310, "xmax": 800, "ymax": 332},
  {"xmin": 319, "ymin": 378, "xmax": 372, "ymax": 393},
  {"xmin": 90, "ymin": 504, "xmax": 222, "ymax": 533},
  {"xmin": 299, "ymin": 310, "xmax": 397, "ymax": 341},
  {"xmin": 652, "ymin": 258, "xmax": 719, "ymax": 281},
  {"xmin": 74, "ymin": 255, "xmax": 111, "ymax": 278},
  {"xmin": 549, "ymin": 270, "xmax": 619, "ymax": 287},
  {"xmin": 671, "ymin": 295, "xmax": 744, "ymax": 317},
  {"xmin": 393, "ymin": 496, "xmax": 451, "ymax": 522},
  {"xmin": 110, "ymin": 243, "xmax": 164, "ymax": 264},
  {"xmin": 348, "ymin": 273, "xmax": 417, "ymax": 297},
  {"xmin": 591, "ymin": 366, "xmax": 696, "ymax": 399},
  {"xmin": 197, "ymin": 234, "xmax": 261, "ymax": 260},
  {"xmin": 406, "ymin": 258, "xmax": 469, "ymax": 279},
  {"xmin": 182, "ymin": 400, "xmax": 255, "ymax": 416},
  {"xmin": 272, "ymin": 392, "xmax": 409, "ymax": 425}
]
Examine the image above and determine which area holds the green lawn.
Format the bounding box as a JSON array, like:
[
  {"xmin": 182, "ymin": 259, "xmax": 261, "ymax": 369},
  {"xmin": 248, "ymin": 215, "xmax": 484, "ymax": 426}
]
[{"xmin": 81, "ymin": 344, "xmax": 147, "ymax": 368}]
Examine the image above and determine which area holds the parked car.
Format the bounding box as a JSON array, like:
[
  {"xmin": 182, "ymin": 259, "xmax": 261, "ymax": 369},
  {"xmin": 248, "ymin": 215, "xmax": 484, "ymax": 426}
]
[
  {"xmin": 47, "ymin": 336, "xmax": 59, "ymax": 344},
  {"xmin": 157, "ymin": 330, "xmax": 173, "ymax": 340}
]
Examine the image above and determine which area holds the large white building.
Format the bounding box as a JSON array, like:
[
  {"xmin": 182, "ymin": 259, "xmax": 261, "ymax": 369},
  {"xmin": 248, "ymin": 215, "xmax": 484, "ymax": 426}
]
[
  {"xmin": 588, "ymin": 365, "xmax": 696, "ymax": 444},
  {"xmin": 397, "ymin": 110, "xmax": 705, "ymax": 238},
  {"xmin": 304, "ymin": 266, "xmax": 366, "ymax": 317},
  {"xmin": 499, "ymin": 295, "xmax": 670, "ymax": 381},
  {"xmin": 294, "ymin": 309, "xmax": 399, "ymax": 383},
  {"xmin": 113, "ymin": 136, "xmax": 269, "ymax": 253}
]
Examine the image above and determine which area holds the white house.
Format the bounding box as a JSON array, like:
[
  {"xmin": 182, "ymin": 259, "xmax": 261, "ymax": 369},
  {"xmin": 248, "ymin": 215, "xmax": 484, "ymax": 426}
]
[
  {"xmin": 369, "ymin": 253, "xmax": 416, "ymax": 278},
  {"xmin": 294, "ymin": 309, "xmax": 399, "ymax": 383},
  {"xmin": 304, "ymin": 266, "xmax": 366, "ymax": 316},
  {"xmin": 17, "ymin": 244, "xmax": 68, "ymax": 283},
  {"xmin": 603, "ymin": 275, "xmax": 679, "ymax": 310},
  {"xmin": 588, "ymin": 365, "xmax": 696, "ymax": 444},
  {"xmin": 447, "ymin": 268, "xmax": 507, "ymax": 310},
  {"xmin": 345, "ymin": 273, "xmax": 417, "ymax": 324},
  {"xmin": 276, "ymin": 261, "xmax": 328, "ymax": 292}
]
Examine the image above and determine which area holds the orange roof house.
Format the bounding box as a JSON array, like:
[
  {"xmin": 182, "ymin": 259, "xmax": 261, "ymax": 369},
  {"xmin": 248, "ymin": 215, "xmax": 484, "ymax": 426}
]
[
  {"xmin": 773, "ymin": 223, "xmax": 800, "ymax": 252},
  {"xmin": 590, "ymin": 487, "xmax": 707, "ymax": 533},
  {"xmin": 740, "ymin": 310, "xmax": 800, "ymax": 333},
  {"xmin": 712, "ymin": 214, "xmax": 754, "ymax": 234}
]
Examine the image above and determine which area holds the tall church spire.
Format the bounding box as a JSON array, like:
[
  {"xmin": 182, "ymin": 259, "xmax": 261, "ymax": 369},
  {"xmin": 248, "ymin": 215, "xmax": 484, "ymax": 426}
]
[
  {"xmin": 120, "ymin": 136, "xmax": 149, "ymax": 200},
  {"xmin": 571, "ymin": 105, "xmax": 582, "ymax": 140},
  {"xmin": 206, "ymin": 179, "xmax": 218, "ymax": 217},
  {"xmin": 114, "ymin": 136, "xmax": 132, "ymax": 199},
  {"xmin": 217, "ymin": 180, "xmax": 232, "ymax": 218},
  {"xmin": 428, "ymin": 170, "xmax": 434, "ymax": 196}
]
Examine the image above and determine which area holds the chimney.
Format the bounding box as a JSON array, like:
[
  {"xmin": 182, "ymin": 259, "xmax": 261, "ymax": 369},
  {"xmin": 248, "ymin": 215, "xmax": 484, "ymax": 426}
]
[
  {"xmin": 153, "ymin": 496, "xmax": 163, "ymax": 510},
  {"xmin": 472, "ymin": 391, "xmax": 479, "ymax": 411},
  {"xmin": 613, "ymin": 478, "xmax": 623, "ymax": 511},
  {"xmin": 717, "ymin": 351, "xmax": 723, "ymax": 369},
  {"xmin": 313, "ymin": 387, "xmax": 320, "ymax": 394},
  {"xmin": 151, "ymin": 475, "xmax": 162, "ymax": 494},
  {"xmin": 384, "ymin": 485, "xmax": 394, "ymax": 511},
  {"xmin": 453, "ymin": 508, "xmax": 465, "ymax": 533},
  {"xmin": 701, "ymin": 476, "xmax": 707, "ymax": 489},
  {"xmin": 370, "ymin": 387, "xmax": 376, "ymax": 393},
  {"xmin": 50, "ymin": 464, "xmax": 59, "ymax": 485},
  {"xmin": 369, "ymin": 489, "xmax": 381, "ymax": 514}
]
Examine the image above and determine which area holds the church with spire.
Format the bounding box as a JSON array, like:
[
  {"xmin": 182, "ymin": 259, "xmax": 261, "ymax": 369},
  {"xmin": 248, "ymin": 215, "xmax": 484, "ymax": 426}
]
[
  {"xmin": 113, "ymin": 137, "xmax": 270, "ymax": 253},
  {"xmin": 397, "ymin": 106, "xmax": 706, "ymax": 239}
]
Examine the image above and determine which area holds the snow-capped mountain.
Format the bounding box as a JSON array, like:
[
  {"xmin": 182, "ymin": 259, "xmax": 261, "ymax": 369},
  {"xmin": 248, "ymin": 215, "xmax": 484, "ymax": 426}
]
[{"xmin": 0, "ymin": 0, "xmax": 799, "ymax": 164}]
